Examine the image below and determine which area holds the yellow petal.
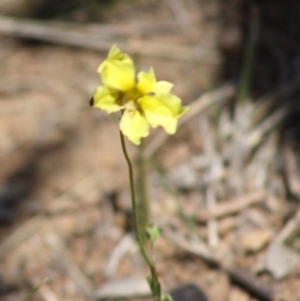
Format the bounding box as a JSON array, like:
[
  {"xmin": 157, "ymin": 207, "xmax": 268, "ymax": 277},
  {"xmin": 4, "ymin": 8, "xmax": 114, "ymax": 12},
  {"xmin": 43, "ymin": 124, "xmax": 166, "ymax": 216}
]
[
  {"xmin": 137, "ymin": 68, "xmax": 173, "ymax": 94},
  {"xmin": 120, "ymin": 105, "xmax": 150, "ymax": 145},
  {"xmin": 178, "ymin": 104, "xmax": 189, "ymax": 117},
  {"xmin": 137, "ymin": 68, "xmax": 156, "ymax": 94},
  {"xmin": 153, "ymin": 80, "xmax": 174, "ymax": 94},
  {"xmin": 93, "ymin": 86, "xmax": 121, "ymax": 113},
  {"xmin": 98, "ymin": 45, "xmax": 135, "ymax": 92},
  {"xmin": 138, "ymin": 94, "xmax": 188, "ymax": 134}
]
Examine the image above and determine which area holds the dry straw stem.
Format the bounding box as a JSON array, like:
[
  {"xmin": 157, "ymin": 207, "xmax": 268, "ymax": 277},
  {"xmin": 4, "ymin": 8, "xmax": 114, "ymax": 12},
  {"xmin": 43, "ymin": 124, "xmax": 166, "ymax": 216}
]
[
  {"xmin": 45, "ymin": 170, "xmax": 103, "ymax": 214},
  {"xmin": 243, "ymin": 76, "xmax": 300, "ymax": 149},
  {"xmin": 0, "ymin": 214, "xmax": 92, "ymax": 295},
  {"xmin": 0, "ymin": 216, "xmax": 45, "ymax": 260},
  {"xmin": 245, "ymin": 106, "xmax": 288, "ymax": 149},
  {"xmin": 163, "ymin": 0, "xmax": 199, "ymax": 41},
  {"xmin": 163, "ymin": 225, "xmax": 274, "ymax": 301},
  {"xmin": 104, "ymin": 233, "xmax": 135, "ymax": 278},
  {"xmin": 199, "ymin": 116, "xmax": 220, "ymax": 247},
  {"xmin": 163, "ymin": 225, "xmax": 213, "ymax": 262},
  {"xmin": 248, "ymin": 76, "xmax": 300, "ymax": 140},
  {"xmin": 276, "ymin": 209, "xmax": 300, "ymax": 243},
  {"xmin": 164, "ymin": 0, "xmax": 191, "ymax": 28},
  {"xmin": 196, "ymin": 190, "xmax": 266, "ymax": 222},
  {"xmin": 283, "ymin": 146, "xmax": 300, "ymax": 198},
  {"xmin": 35, "ymin": 282, "xmax": 59, "ymax": 301},
  {"xmin": 44, "ymin": 233, "xmax": 93, "ymax": 295},
  {"xmin": 144, "ymin": 83, "xmax": 235, "ymax": 158},
  {"xmin": 19, "ymin": 278, "xmax": 50, "ymax": 301},
  {"xmin": 255, "ymin": 76, "xmax": 300, "ymax": 107},
  {"xmin": 206, "ymin": 187, "xmax": 219, "ymax": 248},
  {"xmin": 0, "ymin": 15, "xmax": 215, "ymax": 61}
]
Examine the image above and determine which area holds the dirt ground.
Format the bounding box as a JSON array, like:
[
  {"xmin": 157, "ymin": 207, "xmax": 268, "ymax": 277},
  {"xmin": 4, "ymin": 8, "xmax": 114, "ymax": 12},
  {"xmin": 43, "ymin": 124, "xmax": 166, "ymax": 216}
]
[{"xmin": 1, "ymin": 0, "xmax": 300, "ymax": 301}]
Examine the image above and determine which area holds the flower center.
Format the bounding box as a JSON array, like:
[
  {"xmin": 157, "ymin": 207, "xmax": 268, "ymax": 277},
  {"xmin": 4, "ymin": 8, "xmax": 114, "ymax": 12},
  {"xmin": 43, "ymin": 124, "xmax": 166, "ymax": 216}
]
[{"xmin": 117, "ymin": 87, "xmax": 143, "ymax": 107}]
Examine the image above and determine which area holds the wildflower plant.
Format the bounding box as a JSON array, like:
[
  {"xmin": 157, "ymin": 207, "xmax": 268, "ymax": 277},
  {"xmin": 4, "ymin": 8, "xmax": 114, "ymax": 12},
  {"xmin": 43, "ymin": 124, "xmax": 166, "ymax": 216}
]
[
  {"xmin": 91, "ymin": 45, "xmax": 188, "ymax": 301},
  {"xmin": 92, "ymin": 45, "xmax": 188, "ymax": 145}
]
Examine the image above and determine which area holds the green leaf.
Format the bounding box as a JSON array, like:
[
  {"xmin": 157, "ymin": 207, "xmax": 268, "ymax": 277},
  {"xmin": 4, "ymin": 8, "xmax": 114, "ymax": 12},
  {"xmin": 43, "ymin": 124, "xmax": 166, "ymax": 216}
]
[
  {"xmin": 19, "ymin": 279, "xmax": 47, "ymax": 301},
  {"xmin": 146, "ymin": 225, "xmax": 161, "ymax": 242},
  {"xmin": 161, "ymin": 293, "xmax": 174, "ymax": 301}
]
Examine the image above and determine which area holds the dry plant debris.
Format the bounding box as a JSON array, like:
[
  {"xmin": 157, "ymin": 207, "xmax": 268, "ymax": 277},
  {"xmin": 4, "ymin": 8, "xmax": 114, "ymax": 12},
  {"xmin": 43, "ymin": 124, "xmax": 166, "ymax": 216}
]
[{"xmin": 1, "ymin": 0, "xmax": 300, "ymax": 301}]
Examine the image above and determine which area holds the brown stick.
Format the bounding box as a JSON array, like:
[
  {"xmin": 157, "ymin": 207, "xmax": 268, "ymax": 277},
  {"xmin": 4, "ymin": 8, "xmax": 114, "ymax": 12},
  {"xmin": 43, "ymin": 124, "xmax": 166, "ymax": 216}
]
[
  {"xmin": 228, "ymin": 267, "xmax": 274, "ymax": 301},
  {"xmin": 144, "ymin": 83, "xmax": 235, "ymax": 158},
  {"xmin": 163, "ymin": 226, "xmax": 275, "ymax": 301},
  {"xmin": 0, "ymin": 15, "xmax": 215, "ymax": 61},
  {"xmin": 196, "ymin": 190, "xmax": 265, "ymax": 222}
]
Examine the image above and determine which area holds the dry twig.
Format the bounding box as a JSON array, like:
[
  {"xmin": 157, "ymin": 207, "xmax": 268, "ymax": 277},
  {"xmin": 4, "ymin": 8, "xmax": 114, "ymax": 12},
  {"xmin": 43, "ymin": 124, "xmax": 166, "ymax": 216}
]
[
  {"xmin": 0, "ymin": 15, "xmax": 215, "ymax": 61},
  {"xmin": 196, "ymin": 190, "xmax": 266, "ymax": 222},
  {"xmin": 0, "ymin": 216, "xmax": 44, "ymax": 260},
  {"xmin": 104, "ymin": 233, "xmax": 135, "ymax": 278},
  {"xmin": 163, "ymin": 225, "xmax": 274, "ymax": 301},
  {"xmin": 144, "ymin": 83, "xmax": 235, "ymax": 158},
  {"xmin": 164, "ymin": 0, "xmax": 191, "ymax": 28}
]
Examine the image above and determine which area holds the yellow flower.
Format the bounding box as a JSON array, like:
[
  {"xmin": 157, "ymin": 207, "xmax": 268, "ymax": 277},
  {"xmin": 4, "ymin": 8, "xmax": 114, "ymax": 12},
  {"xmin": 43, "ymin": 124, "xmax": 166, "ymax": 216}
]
[{"xmin": 92, "ymin": 45, "xmax": 189, "ymax": 145}]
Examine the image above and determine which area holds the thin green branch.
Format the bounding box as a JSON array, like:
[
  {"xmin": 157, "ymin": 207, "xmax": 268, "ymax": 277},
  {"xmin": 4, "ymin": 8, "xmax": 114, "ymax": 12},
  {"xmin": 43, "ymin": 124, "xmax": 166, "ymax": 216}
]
[
  {"xmin": 137, "ymin": 142, "xmax": 149, "ymax": 243},
  {"xmin": 119, "ymin": 131, "xmax": 162, "ymax": 301},
  {"xmin": 237, "ymin": 6, "xmax": 259, "ymax": 104}
]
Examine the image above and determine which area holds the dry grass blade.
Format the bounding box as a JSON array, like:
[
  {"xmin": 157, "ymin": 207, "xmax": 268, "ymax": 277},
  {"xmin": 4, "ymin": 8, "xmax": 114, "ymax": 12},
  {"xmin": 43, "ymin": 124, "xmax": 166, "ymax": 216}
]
[
  {"xmin": 164, "ymin": 0, "xmax": 190, "ymax": 27},
  {"xmin": 0, "ymin": 217, "xmax": 44, "ymax": 260},
  {"xmin": 36, "ymin": 283, "xmax": 59, "ymax": 301},
  {"xmin": 206, "ymin": 188, "xmax": 219, "ymax": 248},
  {"xmin": 144, "ymin": 83, "xmax": 235, "ymax": 158},
  {"xmin": 276, "ymin": 209, "xmax": 300, "ymax": 243},
  {"xmin": 163, "ymin": 225, "xmax": 275, "ymax": 301},
  {"xmin": 104, "ymin": 233, "xmax": 135, "ymax": 278},
  {"xmin": 44, "ymin": 233, "xmax": 93, "ymax": 295},
  {"xmin": 245, "ymin": 106, "xmax": 288, "ymax": 148},
  {"xmin": 283, "ymin": 146, "xmax": 300, "ymax": 198},
  {"xmin": 52, "ymin": 20, "xmax": 176, "ymax": 37},
  {"xmin": 199, "ymin": 116, "xmax": 220, "ymax": 247},
  {"xmin": 45, "ymin": 170, "xmax": 102, "ymax": 214},
  {"xmin": 162, "ymin": 225, "xmax": 213, "ymax": 262},
  {"xmin": 19, "ymin": 278, "xmax": 49, "ymax": 301},
  {"xmin": 196, "ymin": 190, "xmax": 266, "ymax": 222},
  {"xmin": 0, "ymin": 15, "xmax": 215, "ymax": 61},
  {"xmin": 250, "ymin": 76, "xmax": 300, "ymax": 132}
]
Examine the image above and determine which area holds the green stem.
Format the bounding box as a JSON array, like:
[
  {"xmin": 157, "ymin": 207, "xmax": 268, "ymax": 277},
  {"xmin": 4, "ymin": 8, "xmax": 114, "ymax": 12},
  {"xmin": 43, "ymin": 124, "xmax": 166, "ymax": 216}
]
[
  {"xmin": 237, "ymin": 6, "xmax": 259, "ymax": 104},
  {"xmin": 137, "ymin": 141, "xmax": 149, "ymax": 244},
  {"xmin": 119, "ymin": 132, "xmax": 161, "ymax": 301},
  {"xmin": 19, "ymin": 279, "xmax": 47, "ymax": 301}
]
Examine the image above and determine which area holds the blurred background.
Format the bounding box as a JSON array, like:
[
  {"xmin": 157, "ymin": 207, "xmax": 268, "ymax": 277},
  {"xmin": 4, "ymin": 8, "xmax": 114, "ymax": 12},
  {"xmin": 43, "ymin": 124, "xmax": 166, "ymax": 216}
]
[{"xmin": 1, "ymin": 0, "xmax": 300, "ymax": 300}]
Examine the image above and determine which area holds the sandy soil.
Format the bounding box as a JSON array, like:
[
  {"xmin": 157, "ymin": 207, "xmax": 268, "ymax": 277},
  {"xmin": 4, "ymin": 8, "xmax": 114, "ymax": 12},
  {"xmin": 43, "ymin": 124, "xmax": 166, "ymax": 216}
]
[{"xmin": 1, "ymin": 1, "xmax": 300, "ymax": 301}]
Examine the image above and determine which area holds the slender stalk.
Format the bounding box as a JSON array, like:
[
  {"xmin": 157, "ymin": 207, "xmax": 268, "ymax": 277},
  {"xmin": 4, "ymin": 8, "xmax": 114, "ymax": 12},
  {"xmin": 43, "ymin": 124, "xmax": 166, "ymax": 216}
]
[
  {"xmin": 19, "ymin": 279, "xmax": 47, "ymax": 301},
  {"xmin": 137, "ymin": 141, "xmax": 149, "ymax": 244},
  {"xmin": 237, "ymin": 6, "xmax": 259, "ymax": 104},
  {"xmin": 119, "ymin": 131, "xmax": 161, "ymax": 301}
]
